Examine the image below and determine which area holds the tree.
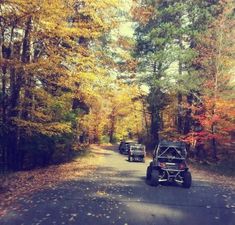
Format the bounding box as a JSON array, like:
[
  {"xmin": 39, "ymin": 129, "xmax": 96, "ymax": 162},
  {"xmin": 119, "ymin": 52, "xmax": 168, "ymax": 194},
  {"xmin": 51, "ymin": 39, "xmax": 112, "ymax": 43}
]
[
  {"xmin": 132, "ymin": 0, "xmax": 234, "ymax": 154},
  {"xmin": 190, "ymin": 0, "xmax": 235, "ymax": 160},
  {"xmin": 0, "ymin": 0, "xmax": 120, "ymax": 170},
  {"xmin": 132, "ymin": 0, "xmax": 199, "ymax": 147}
]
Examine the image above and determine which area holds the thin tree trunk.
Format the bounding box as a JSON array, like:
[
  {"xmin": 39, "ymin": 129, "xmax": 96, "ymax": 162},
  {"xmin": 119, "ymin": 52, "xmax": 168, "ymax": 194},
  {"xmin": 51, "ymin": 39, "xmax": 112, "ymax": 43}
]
[
  {"xmin": 7, "ymin": 17, "xmax": 33, "ymax": 171},
  {"xmin": 177, "ymin": 39, "xmax": 184, "ymax": 134},
  {"xmin": 21, "ymin": 16, "xmax": 33, "ymax": 121},
  {"xmin": 183, "ymin": 93, "xmax": 193, "ymax": 134},
  {"xmin": 150, "ymin": 109, "xmax": 160, "ymax": 149},
  {"xmin": 210, "ymin": 22, "xmax": 223, "ymax": 161},
  {"xmin": 141, "ymin": 98, "xmax": 149, "ymax": 135},
  {"xmin": 177, "ymin": 92, "xmax": 183, "ymax": 133},
  {"xmin": 0, "ymin": 30, "xmax": 7, "ymax": 172},
  {"xmin": 109, "ymin": 114, "xmax": 115, "ymax": 143},
  {"xmin": 1, "ymin": 65, "xmax": 6, "ymax": 123}
]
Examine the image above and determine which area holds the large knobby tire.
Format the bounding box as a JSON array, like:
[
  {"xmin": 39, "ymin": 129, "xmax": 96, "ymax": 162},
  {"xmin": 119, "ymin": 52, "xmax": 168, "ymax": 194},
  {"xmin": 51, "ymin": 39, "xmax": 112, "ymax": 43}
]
[
  {"xmin": 146, "ymin": 166, "xmax": 152, "ymax": 180},
  {"xmin": 150, "ymin": 170, "xmax": 159, "ymax": 186},
  {"xmin": 183, "ymin": 171, "xmax": 192, "ymax": 188}
]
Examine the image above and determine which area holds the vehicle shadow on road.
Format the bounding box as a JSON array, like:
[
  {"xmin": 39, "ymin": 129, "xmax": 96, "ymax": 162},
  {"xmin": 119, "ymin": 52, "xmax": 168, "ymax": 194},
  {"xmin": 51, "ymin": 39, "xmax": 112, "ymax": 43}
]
[
  {"xmin": 99, "ymin": 144, "xmax": 118, "ymax": 152},
  {"xmin": 92, "ymin": 151, "xmax": 113, "ymax": 156}
]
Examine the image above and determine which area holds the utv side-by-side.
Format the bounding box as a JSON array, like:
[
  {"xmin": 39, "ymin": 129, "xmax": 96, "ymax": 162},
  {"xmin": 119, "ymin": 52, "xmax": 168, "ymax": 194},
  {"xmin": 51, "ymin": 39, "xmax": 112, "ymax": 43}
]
[
  {"xmin": 128, "ymin": 144, "xmax": 146, "ymax": 162},
  {"xmin": 119, "ymin": 141, "xmax": 131, "ymax": 155},
  {"xmin": 146, "ymin": 141, "xmax": 192, "ymax": 188}
]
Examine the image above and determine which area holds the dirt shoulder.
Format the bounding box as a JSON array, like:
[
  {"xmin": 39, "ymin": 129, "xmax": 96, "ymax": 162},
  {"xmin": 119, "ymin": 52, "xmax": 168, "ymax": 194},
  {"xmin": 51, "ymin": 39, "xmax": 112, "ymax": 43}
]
[
  {"xmin": 190, "ymin": 164, "xmax": 235, "ymax": 189},
  {"xmin": 0, "ymin": 145, "xmax": 106, "ymax": 217}
]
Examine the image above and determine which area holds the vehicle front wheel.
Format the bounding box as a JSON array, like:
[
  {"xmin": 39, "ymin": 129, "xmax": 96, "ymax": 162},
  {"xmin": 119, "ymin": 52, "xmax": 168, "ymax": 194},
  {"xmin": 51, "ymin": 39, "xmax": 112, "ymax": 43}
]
[
  {"xmin": 183, "ymin": 171, "xmax": 192, "ymax": 188},
  {"xmin": 146, "ymin": 166, "xmax": 151, "ymax": 180},
  {"xmin": 150, "ymin": 170, "xmax": 159, "ymax": 186}
]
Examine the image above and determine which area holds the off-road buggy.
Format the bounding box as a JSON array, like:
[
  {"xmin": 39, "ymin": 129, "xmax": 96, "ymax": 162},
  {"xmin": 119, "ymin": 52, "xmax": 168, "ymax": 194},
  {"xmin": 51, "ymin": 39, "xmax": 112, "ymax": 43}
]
[
  {"xmin": 128, "ymin": 144, "xmax": 146, "ymax": 162},
  {"xmin": 119, "ymin": 141, "xmax": 132, "ymax": 155},
  {"xmin": 146, "ymin": 141, "xmax": 192, "ymax": 188}
]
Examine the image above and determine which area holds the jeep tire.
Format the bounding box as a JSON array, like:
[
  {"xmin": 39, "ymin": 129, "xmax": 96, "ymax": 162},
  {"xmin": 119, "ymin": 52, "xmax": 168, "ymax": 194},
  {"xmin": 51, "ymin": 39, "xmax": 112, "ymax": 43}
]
[
  {"xmin": 150, "ymin": 170, "xmax": 159, "ymax": 186},
  {"xmin": 146, "ymin": 166, "xmax": 151, "ymax": 180},
  {"xmin": 183, "ymin": 171, "xmax": 192, "ymax": 188}
]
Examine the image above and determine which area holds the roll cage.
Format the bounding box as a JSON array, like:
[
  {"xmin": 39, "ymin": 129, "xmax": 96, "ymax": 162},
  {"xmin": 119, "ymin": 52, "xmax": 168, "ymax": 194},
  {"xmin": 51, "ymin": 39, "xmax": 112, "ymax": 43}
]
[{"xmin": 153, "ymin": 141, "xmax": 187, "ymax": 161}]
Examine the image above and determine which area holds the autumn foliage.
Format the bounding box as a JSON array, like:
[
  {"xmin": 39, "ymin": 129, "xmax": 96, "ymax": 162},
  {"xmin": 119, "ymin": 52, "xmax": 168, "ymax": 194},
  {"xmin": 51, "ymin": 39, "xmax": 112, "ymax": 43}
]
[
  {"xmin": 0, "ymin": 0, "xmax": 144, "ymax": 171},
  {"xmin": 132, "ymin": 0, "xmax": 235, "ymax": 160},
  {"xmin": 0, "ymin": 0, "xmax": 234, "ymax": 173}
]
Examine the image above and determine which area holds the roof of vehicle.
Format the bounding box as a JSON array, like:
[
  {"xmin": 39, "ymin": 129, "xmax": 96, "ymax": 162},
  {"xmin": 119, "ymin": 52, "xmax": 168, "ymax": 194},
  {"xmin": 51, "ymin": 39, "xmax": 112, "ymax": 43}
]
[
  {"xmin": 125, "ymin": 141, "xmax": 137, "ymax": 145},
  {"xmin": 158, "ymin": 140, "xmax": 186, "ymax": 148},
  {"xmin": 130, "ymin": 144, "xmax": 145, "ymax": 149}
]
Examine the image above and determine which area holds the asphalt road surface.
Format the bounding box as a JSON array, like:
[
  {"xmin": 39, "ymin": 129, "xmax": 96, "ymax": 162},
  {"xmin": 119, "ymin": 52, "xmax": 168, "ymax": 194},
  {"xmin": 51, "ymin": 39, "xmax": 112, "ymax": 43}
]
[{"xmin": 1, "ymin": 145, "xmax": 235, "ymax": 225}]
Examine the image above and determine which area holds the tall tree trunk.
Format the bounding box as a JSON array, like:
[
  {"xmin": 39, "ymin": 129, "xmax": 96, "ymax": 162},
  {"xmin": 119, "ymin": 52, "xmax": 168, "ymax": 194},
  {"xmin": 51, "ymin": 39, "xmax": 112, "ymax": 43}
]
[
  {"xmin": 183, "ymin": 93, "xmax": 193, "ymax": 134},
  {"xmin": 8, "ymin": 43, "xmax": 23, "ymax": 171},
  {"xmin": 109, "ymin": 114, "xmax": 115, "ymax": 143},
  {"xmin": 148, "ymin": 62, "xmax": 163, "ymax": 149},
  {"xmin": 0, "ymin": 30, "xmax": 7, "ymax": 172},
  {"xmin": 210, "ymin": 22, "xmax": 223, "ymax": 161},
  {"xmin": 21, "ymin": 16, "xmax": 33, "ymax": 121},
  {"xmin": 177, "ymin": 39, "xmax": 184, "ymax": 134},
  {"xmin": 211, "ymin": 108, "xmax": 218, "ymax": 161},
  {"xmin": 7, "ymin": 17, "xmax": 33, "ymax": 171},
  {"xmin": 177, "ymin": 92, "xmax": 183, "ymax": 133},
  {"xmin": 211, "ymin": 136, "xmax": 217, "ymax": 160},
  {"xmin": 1, "ymin": 66, "xmax": 6, "ymax": 123},
  {"xmin": 141, "ymin": 97, "xmax": 149, "ymax": 135},
  {"xmin": 149, "ymin": 102, "xmax": 160, "ymax": 149}
]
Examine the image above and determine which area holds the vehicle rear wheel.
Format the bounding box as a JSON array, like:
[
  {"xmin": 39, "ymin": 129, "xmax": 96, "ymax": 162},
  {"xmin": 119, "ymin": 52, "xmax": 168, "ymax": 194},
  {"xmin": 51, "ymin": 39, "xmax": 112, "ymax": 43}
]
[
  {"xmin": 183, "ymin": 171, "xmax": 192, "ymax": 188},
  {"xmin": 150, "ymin": 170, "xmax": 159, "ymax": 186},
  {"xmin": 146, "ymin": 166, "xmax": 151, "ymax": 180}
]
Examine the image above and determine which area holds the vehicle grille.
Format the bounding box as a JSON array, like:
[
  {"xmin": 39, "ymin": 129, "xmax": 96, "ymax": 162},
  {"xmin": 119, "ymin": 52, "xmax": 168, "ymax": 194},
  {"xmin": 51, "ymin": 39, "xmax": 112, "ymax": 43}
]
[{"xmin": 131, "ymin": 151, "xmax": 144, "ymax": 156}]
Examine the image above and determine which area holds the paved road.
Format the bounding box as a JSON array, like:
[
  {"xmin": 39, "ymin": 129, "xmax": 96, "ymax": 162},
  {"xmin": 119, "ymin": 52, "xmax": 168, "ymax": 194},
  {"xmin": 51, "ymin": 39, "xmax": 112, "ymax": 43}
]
[{"xmin": 1, "ymin": 145, "xmax": 235, "ymax": 225}]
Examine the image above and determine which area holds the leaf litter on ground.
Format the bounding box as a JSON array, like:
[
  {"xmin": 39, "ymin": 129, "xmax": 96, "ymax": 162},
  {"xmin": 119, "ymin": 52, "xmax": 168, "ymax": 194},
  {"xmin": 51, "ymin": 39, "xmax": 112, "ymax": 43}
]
[{"xmin": 0, "ymin": 145, "xmax": 105, "ymax": 217}]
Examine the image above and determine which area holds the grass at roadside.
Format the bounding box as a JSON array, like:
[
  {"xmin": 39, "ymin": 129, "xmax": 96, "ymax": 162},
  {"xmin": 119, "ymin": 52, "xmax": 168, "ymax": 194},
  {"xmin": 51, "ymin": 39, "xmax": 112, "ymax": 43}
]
[
  {"xmin": 190, "ymin": 159, "xmax": 235, "ymax": 177},
  {"xmin": 189, "ymin": 159, "xmax": 235, "ymax": 189}
]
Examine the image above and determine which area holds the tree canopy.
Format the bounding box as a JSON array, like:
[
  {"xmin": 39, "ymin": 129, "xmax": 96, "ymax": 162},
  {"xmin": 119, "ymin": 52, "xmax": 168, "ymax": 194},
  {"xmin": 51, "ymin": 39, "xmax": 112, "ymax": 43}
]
[{"xmin": 0, "ymin": 0, "xmax": 234, "ymax": 171}]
